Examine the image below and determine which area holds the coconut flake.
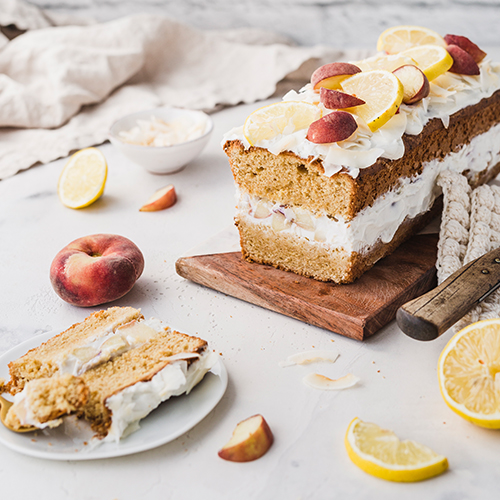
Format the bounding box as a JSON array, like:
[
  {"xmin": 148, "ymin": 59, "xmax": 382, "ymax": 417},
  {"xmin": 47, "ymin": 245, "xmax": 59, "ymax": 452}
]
[
  {"xmin": 278, "ymin": 350, "xmax": 339, "ymax": 368},
  {"xmin": 303, "ymin": 373, "xmax": 360, "ymax": 390}
]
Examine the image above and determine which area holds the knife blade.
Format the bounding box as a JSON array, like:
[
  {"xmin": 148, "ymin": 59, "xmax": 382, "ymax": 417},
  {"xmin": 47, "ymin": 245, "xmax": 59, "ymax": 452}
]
[{"xmin": 397, "ymin": 246, "xmax": 500, "ymax": 341}]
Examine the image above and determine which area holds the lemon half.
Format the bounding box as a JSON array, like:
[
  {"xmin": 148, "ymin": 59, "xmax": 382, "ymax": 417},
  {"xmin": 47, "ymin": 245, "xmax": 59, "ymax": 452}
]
[
  {"xmin": 58, "ymin": 148, "xmax": 108, "ymax": 209},
  {"xmin": 345, "ymin": 418, "xmax": 448, "ymax": 482},
  {"xmin": 438, "ymin": 318, "xmax": 500, "ymax": 429}
]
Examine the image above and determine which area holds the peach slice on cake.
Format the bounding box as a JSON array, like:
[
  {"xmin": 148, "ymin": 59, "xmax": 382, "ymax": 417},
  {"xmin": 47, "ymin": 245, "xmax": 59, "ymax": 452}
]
[
  {"xmin": 307, "ymin": 111, "xmax": 358, "ymax": 144},
  {"xmin": 218, "ymin": 414, "xmax": 274, "ymax": 462},
  {"xmin": 311, "ymin": 62, "xmax": 362, "ymax": 91},
  {"xmin": 393, "ymin": 65, "xmax": 430, "ymax": 104},
  {"xmin": 444, "ymin": 34, "xmax": 486, "ymax": 63},
  {"xmin": 446, "ymin": 44, "xmax": 480, "ymax": 75},
  {"xmin": 319, "ymin": 88, "xmax": 365, "ymax": 110}
]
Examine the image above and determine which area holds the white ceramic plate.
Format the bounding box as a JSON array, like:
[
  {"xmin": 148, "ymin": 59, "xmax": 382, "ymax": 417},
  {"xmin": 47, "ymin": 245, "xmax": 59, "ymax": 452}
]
[{"xmin": 0, "ymin": 331, "xmax": 227, "ymax": 461}]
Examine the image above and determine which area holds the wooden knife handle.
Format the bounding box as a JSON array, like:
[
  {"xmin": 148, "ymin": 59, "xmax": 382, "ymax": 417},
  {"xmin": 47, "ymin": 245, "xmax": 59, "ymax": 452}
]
[{"xmin": 397, "ymin": 247, "xmax": 500, "ymax": 341}]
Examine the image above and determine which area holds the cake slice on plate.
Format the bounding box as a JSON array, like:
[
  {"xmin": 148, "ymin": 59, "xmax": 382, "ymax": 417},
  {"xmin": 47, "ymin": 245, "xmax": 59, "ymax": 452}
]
[{"xmin": 2, "ymin": 307, "xmax": 216, "ymax": 442}]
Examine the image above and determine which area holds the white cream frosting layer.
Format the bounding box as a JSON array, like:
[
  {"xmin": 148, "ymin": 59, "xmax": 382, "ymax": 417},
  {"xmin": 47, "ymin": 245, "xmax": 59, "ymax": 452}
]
[
  {"xmin": 103, "ymin": 349, "xmax": 217, "ymax": 443},
  {"xmin": 237, "ymin": 123, "xmax": 500, "ymax": 253},
  {"xmin": 223, "ymin": 57, "xmax": 500, "ymax": 178}
]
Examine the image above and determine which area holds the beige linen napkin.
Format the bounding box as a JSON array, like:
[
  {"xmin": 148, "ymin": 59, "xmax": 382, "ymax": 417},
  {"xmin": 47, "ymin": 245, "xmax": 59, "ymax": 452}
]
[{"xmin": 0, "ymin": 1, "xmax": 370, "ymax": 180}]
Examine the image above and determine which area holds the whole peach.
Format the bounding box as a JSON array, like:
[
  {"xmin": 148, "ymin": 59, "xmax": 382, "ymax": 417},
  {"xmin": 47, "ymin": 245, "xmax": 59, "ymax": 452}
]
[{"xmin": 50, "ymin": 234, "xmax": 145, "ymax": 307}]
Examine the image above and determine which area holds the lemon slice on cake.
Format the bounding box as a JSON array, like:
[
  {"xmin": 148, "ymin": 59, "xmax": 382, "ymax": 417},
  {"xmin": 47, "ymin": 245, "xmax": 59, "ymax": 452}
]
[
  {"xmin": 377, "ymin": 25, "xmax": 446, "ymax": 54},
  {"xmin": 243, "ymin": 101, "xmax": 321, "ymax": 146},
  {"xmin": 58, "ymin": 148, "xmax": 108, "ymax": 209},
  {"xmin": 398, "ymin": 45, "xmax": 454, "ymax": 81},
  {"xmin": 340, "ymin": 70, "xmax": 404, "ymax": 132},
  {"xmin": 438, "ymin": 318, "xmax": 500, "ymax": 429},
  {"xmin": 345, "ymin": 418, "xmax": 448, "ymax": 482}
]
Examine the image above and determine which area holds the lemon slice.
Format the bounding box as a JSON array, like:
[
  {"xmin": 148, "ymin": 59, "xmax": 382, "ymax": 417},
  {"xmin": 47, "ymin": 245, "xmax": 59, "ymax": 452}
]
[
  {"xmin": 345, "ymin": 418, "xmax": 448, "ymax": 482},
  {"xmin": 377, "ymin": 25, "xmax": 446, "ymax": 54},
  {"xmin": 355, "ymin": 54, "xmax": 416, "ymax": 73},
  {"xmin": 58, "ymin": 148, "xmax": 108, "ymax": 209},
  {"xmin": 243, "ymin": 101, "xmax": 321, "ymax": 146},
  {"xmin": 340, "ymin": 70, "xmax": 403, "ymax": 132},
  {"xmin": 398, "ymin": 45, "xmax": 453, "ymax": 81},
  {"xmin": 438, "ymin": 319, "xmax": 500, "ymax": 429}
]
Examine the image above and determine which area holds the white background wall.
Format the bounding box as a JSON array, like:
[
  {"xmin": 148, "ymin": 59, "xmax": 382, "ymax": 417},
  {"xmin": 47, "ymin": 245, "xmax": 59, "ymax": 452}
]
[{"xmin": 28, "ymin": 0, "xmax": 500, "ymax": 49}]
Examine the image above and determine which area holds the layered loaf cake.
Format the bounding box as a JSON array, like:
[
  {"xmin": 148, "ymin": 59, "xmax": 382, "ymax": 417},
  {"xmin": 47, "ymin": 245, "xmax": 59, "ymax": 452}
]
[
  {"xmin": 3, "ymin": 307, "xmax": 216, "ymax": 442},
  {"xmin": 223, "ymin": 26, "xmax": 500, "ymax": 283}
]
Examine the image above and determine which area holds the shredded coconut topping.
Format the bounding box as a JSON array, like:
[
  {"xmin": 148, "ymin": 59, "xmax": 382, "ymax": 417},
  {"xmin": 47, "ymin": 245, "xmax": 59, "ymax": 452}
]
[{"xmin": 119, "ymin": 115, "xmax": 208, "ymax": 147}]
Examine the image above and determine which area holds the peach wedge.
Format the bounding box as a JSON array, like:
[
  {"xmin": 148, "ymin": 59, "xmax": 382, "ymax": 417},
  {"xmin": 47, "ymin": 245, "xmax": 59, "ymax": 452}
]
[{"xmin": 218, "ymin": 414, "xmax": 274, "ymax": 462}]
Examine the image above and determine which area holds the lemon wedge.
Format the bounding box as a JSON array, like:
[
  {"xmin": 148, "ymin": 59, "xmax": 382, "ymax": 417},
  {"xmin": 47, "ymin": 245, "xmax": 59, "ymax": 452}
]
[
  {"xmin": 438, "ymin": 319, "xmax": 500, "ymax": 429},
  {"xmin": 243, "ymin": 101, "xmax": 321, "ymax": 146},
  {"xmin": 398, "ymin": 45, "xmax": 454, "ymax": 81},
  {"xmin": 377, "ymin": 25, "xmax": 446, "ymax": 54},
  {"xmin": 340, "ymin": 70, "xmax": 403, "ymax": 132},
  {"xmin": 345, "ymin": 418, "xmax": 448, "ymax": 482},
  {"xmin": 58, "ymin": 148, "xmax": 108, "ymax": 209}
]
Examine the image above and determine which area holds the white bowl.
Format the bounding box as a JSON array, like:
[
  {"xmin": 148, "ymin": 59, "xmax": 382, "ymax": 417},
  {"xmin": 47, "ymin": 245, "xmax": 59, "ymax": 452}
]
[{"xmin": 109, "ymin": 107, "xmax": 213, "ymax": 174}]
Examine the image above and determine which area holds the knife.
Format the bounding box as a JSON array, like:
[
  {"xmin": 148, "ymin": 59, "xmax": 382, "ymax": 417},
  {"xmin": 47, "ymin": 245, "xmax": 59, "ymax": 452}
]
[{"xmin": 397, "ymin": 246, "xmax": 500, "ymax": 341}]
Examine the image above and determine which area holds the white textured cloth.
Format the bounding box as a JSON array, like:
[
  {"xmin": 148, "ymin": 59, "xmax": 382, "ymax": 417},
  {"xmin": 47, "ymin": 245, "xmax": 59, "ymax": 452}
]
[
  {"xmin": 437, "ymin": 170, "xmax": 500, "ymax": 332},
  {"xmin": 0, "ymin": 0, "xmax": 369, "ymax": 179}
]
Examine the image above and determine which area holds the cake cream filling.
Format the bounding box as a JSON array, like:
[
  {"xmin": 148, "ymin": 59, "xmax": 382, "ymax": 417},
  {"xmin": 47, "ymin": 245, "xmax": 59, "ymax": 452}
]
[
  {"xmin": 103, "ymin": 349, "xmax": 217, "ymax": 443},
  {"xmin": 58, "ymin": 318, "xmax": 164, "ymax": 376},
  {"xmin": 223, "ymin": 58, "xmax": 500, "ymax": 178},
  {"xmin": 237, "ymin": 123, "xmax": 500, "ymax": 253}
]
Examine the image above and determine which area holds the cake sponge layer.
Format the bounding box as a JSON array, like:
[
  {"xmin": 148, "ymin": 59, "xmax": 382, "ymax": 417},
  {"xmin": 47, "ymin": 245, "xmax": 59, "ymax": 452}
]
[
  {"xmin": 5, "ymin": 374, "xmax": 88, "ymax": 430},
  {"xmin": 6, "ymin": 306, "xmax": 143, "ymax": 395}
]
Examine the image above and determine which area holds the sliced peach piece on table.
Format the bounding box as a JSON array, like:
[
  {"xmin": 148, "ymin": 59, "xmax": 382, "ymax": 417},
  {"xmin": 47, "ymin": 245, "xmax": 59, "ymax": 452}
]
[
  {"xmin": 218, "ymin": 414, "xmax": 274, "ymax": 462},
  {"xmin": 140, "ymin": 184, "xmax": 177, "ymax": 212}
]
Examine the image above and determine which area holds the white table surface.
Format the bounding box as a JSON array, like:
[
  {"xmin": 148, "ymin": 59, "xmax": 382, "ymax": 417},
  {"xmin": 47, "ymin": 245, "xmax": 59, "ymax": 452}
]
[{"xmin": 1, "ymin": 99, "xmax": 499, "ymax": 500}]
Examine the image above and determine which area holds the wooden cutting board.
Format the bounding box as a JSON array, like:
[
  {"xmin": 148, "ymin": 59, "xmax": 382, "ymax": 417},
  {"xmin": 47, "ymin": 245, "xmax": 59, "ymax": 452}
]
[{"xmin": 175, "ymin": 233, "xmax": 439, "ymax": 340}]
